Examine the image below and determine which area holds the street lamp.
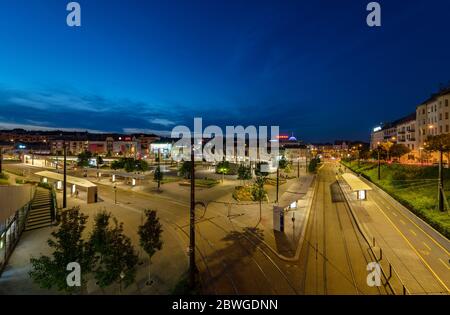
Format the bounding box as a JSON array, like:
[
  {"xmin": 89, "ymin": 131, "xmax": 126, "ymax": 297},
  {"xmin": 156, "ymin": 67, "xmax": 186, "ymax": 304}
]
[
  {"xmin": 189, "ymin": 141, "xmax": 197, "ymax": 290},
  {"xmin": 63, "ymin": 140, "xmax": 67, "ymax": 209},
  {"xmin": 377, "ymin": 142, "xmax": 381, "ymax": 181}
]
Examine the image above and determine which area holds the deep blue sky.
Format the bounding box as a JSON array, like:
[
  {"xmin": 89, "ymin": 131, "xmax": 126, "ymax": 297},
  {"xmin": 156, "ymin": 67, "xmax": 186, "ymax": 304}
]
[{"xmin": 0, "ymin": 0, "xmax": 449, "ymax": 142}]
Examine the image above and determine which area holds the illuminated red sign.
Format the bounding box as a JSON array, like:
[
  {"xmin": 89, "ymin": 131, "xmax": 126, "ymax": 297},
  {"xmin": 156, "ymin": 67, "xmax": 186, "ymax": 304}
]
[{"xmin": 276, "ymin": 135, "xmax": 289, "ymax": 139}]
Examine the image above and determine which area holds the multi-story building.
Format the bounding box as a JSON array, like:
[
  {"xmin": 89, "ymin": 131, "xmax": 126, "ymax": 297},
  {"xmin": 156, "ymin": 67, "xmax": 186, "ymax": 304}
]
[
  {"xmin": 371, "ymin": 86, "xmax": 450, "ymax": 163},
  {"xmin": 416, "ymin": 88, "xmax": 450, "ymax": 148},
  {"xmin": 396, "ymin": 113, "xmax": 416, "ymax": 151}
]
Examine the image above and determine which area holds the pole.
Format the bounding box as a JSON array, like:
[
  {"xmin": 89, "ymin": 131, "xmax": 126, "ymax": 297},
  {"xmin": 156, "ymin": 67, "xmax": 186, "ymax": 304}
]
[
  {"xmin": 0, "ymin": 148, "xmax": 2, "ymax": 174},
  {"xmin": 377, "ymin": 148, "xmax": 381, "ymax": 181},
  {"xmin": 276, "ymin": 167, "xmax": 279, "ymax": 203},
  {"xmin": 305, "ymin": 151, "xmax": 309, "ymax": 173},
  {"xmin": 297, "ymin": 155, "xmax": 300, "ymax": 178},
  {"xmin": 114, "ymin": 185, "xmax": 117, "ymax": 204},
  {"xmin": 438, "ymin": 150, "xmax": 444, "ymax": 211},
  {"xmin": 63, "ymin": 141, "xmax": 67, "ymax": 209},
  {"xmin": 189, "ymin": 140, "xmax": 196, "ymax": 289}
]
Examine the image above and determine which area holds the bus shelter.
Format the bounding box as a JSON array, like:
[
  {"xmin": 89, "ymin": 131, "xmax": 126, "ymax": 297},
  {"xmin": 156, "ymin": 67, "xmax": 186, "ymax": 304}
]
[
  {"xmin": 341, "ymin": 173, "xmax": 372, "ymax": 200},
  {"xmin": 35, "ymin": 171, "xmax": 98, "ymax": 203}
]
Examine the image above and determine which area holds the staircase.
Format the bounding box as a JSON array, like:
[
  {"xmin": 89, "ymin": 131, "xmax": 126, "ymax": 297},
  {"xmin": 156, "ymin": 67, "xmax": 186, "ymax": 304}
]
[{"xmin": 25, "ymin": 187, "xmax": 53, "ymax": 231}]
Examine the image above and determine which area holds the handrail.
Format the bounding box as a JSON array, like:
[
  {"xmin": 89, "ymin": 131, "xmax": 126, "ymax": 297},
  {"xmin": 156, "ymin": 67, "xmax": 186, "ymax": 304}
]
[
  {"xmin": 0, "ymin": 184, "xmax": 36, "ymax": 277},
  {"xmin": 50, "ymin": 187, "xmax": 59, "ymax": 224}
]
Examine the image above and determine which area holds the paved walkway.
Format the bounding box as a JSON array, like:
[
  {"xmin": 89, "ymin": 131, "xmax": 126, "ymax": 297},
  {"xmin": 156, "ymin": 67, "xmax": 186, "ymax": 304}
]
[{"xmin": 339, "ymin": 165, "xmax": 450, "ymax": 295}]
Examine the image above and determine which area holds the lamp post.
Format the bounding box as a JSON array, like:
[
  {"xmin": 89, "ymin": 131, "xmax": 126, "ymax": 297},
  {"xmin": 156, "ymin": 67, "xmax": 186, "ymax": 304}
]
[
  {"xmin": 189, "ymin": 140, "xmax": 197, "ymax": 289},
  {"xmin": 63, "ymin": 140, "xmax": 67, "ymax": 209},
  {"xmin": 0, "ymin": 147, "xmax": 3, "ymax": 174},
  {"xmin": 377, "ymin": 142, "xmax": 381, "ymax": 181},
  {"xmin": 276, "ymin": 166, "xmax": 279, "ymax": 203},
  {"xmin": 114, "ymin": 184, "xmax": 117, "ymax": 204}
]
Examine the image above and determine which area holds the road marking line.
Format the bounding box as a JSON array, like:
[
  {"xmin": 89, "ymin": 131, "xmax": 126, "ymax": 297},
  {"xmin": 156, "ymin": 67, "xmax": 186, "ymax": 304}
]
[
  {"xmin": 370, "ymin": 189, "xmax": 450, "ymax": 256},
  {"xmin": 371, "ymin": 202, "xmax": 450, "ymax": 293},
  {"xmin": 409, "ymin": 229, "xmax": 417, "ymax": 236},
  {"xmin": 400, "ymin": 219, "xmax": 406, "ymax": 225},
  {"xmin": 438, "ymin": 258, "xmax": 450, "ymax": 270},
  {"xmin": 392, "ymin": 212, "xmax": 398, "ymax": 217},
  {"xmin": 422, "ymin": 242, "xmax": 431, "ymax": 251}
]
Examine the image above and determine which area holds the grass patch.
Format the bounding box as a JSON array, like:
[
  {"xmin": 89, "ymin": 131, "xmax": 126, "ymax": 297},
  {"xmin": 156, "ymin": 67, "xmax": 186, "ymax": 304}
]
[
  {"xmin": 179, "ymin": 178, "xmax": 220, "ymax": 188},
  {"xmin": 341, "ymin": 160, "xmax": 450, "ymax": 239},
  {"xmin": 233, "ymin": 185, "xmax": 254, "ymax": 201},
  {"xmin": 160, "ymin": 176, "xmax": 182, "ymax": 184}
]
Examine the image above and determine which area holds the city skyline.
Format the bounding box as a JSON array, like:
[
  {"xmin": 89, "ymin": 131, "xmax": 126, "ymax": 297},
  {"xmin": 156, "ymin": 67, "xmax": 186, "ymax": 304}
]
[{"xmin": 1, "ymin": 0, "xmax": 450, "ymax": 142}]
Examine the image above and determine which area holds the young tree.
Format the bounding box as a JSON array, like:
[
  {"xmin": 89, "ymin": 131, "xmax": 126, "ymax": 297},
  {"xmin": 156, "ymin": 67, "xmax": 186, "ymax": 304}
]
[
  {"xmin": 380, "ymin": 141, "xmax": 394, "ymax": 161},
  {"xmin": 96, "ymin": 155, "xmax": 104, "ymax": 166},
  {"xmin": 138, "ymin": 209, "xmax": 163, "ymax": 285},
  {"xmin": 390, "ymin": 143, "xmax": 411, "ymax": 160},
  {"xmin": 178, "ymin": 161, "xmax": 192, "ymax": 179},
  {"xmin": 29, "ymin": 207, "xmax": 90, "ymax": 294},
  {"xmin": 252, "ymin": 176, "xmax": 267, "ymax": 224},
  {"xmin": 89, "ymin": 211, "xmax": 138, "ymax": 290},
  {"xmin": 425, "ymin": 134, "xmax": 450, "ymax": 211},
  {"xmin": 237, "ymin": 164, "xmax": 252, "ymax": 184},
  {"xmin": 216, "ymin": 160, "xmax": 230, "ymax": 182},
  {"xmin": 153, "ymin": 166, "xmax": 163, "ymax": 191},
  {"xmin": 77, "ymin": 150, "xmax": 92, "ymax": 167}
]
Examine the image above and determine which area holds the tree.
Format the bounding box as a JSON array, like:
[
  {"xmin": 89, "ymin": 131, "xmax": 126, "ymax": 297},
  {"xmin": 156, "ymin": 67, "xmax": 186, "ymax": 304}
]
[
  {"xmin": 278, "ymin": 156, "xmax": 289, "ymax": 170},
  {"xmin": 29, "ymin": 207, "xmax": 90, "ymax": 293},
  {"xmin": 308, "ymin": 157, "xmax": 321, "ymax": 173},
  {"xmin": 89, "ymin": 211, "xmax": 138, "ymax": 290},
  {"xmin": 77, "ymin": 150, "xmax": 92, "ymax": 167},
  {"xmin": 390, "ymin": 144, "xmax": 411, "ymax": 159},
  {"xmin": 425, "ymin": 134, "xmax": 450, "ymax": 212},
  {"xmin": 216, "ymin": 160, "xmax": 230, "ymax": 182},
  {"xmin": 380, "ymin": 141, "xmax": 394, "ymax": 161},
  {"xmin": 138, "ymin": 209, "xmax": 163, "ymax": 285},
  {"xmin": 111, "ymin": 159, "xmax": 123, "ymax": 170},
  {"xmin": 96, "ymin": 155, "xmax": 104, "ymax": 166},
  {"xmin": 179, "ymin": 161, "xmax": 192, "ymax": 179},
  {"xmin": 154, "ymin": 165, "xmax": 163, "ymax": 191},
  {"xmin": 216, "ymin": 161, "xmax": 230, "ymax": 174},
  {"xmin": 252, "ymin": 176, "xmax": 267, "ymax": 224},
  {"xmin": 237, "ymin": 164, "xmax": 252, "ymax": 183}
]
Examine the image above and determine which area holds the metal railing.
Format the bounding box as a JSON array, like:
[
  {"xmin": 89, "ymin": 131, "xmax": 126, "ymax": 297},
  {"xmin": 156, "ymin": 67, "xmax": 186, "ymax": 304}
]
[{"xmin": 0, "ymin": 185, "xmax": 36, "ymax": 276}]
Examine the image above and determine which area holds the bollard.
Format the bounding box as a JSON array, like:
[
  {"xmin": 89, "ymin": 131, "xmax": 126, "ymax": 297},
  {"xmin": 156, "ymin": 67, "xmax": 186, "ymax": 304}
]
[
  {"xmin": 379, "ymin": 248, "xmax": 382, "ymax": 261},
  {"xmin": 389, "ymin": 263, "xmax": 392, "ymax": 279},
  {"xmin": 403, "ymin": 285, "xmax": 406, "ymax": 295},
  {"xmin": 373, "ymin": 237, "xmax": 376, "ymax": 247}
]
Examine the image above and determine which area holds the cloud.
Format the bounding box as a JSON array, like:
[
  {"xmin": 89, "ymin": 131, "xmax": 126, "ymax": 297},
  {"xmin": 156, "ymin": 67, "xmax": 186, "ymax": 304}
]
[
  {"xmin": 0, "ymin": 121, "xmax": 106, "ymax": 133},
  {"xmin": 122, "ymin": 128, "xmax": 172, "ymax": 137},
  {"xmin": 148, "ymin": 118, "xmax": 176, "ymax": 126}
]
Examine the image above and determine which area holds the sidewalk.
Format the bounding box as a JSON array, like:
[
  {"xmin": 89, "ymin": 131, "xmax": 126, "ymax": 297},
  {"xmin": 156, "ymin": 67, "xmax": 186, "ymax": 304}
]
[
  {"xmin": 339, "ymin": 169, "xmax": 449, "ymax": 294},
  {"xmin": 0, "ymin": 191, "xmax": 188, "ymax": 295},
  {"xmin": 222, "ymin": 173, "xmax": 316, "ymax": 261}
]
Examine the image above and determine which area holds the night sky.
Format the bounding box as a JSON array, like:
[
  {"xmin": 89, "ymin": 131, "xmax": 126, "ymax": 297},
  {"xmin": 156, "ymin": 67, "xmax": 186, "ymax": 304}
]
[{"xmin": 0, "ymin": 0, "xmax": 449, "ymax": 142}]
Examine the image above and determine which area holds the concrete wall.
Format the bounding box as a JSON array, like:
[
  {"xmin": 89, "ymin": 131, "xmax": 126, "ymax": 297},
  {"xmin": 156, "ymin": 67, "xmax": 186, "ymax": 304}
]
[{"xmin": 0, "ymin": 185, "xmax": 35, "ymax": 222}]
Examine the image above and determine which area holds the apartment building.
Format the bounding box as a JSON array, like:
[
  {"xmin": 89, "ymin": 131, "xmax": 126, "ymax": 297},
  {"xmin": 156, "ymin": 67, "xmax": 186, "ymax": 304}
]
[
  {"xmin": 370, "ymin": 86, "xmax": 450, "ymax": 163},
  {"xmin": 396, "ymin": 114, "xmax": 416, "ymax": 151},
  {"xmin": 416, "ymin": 88, "xmax": 450, "ymax": 148}
]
